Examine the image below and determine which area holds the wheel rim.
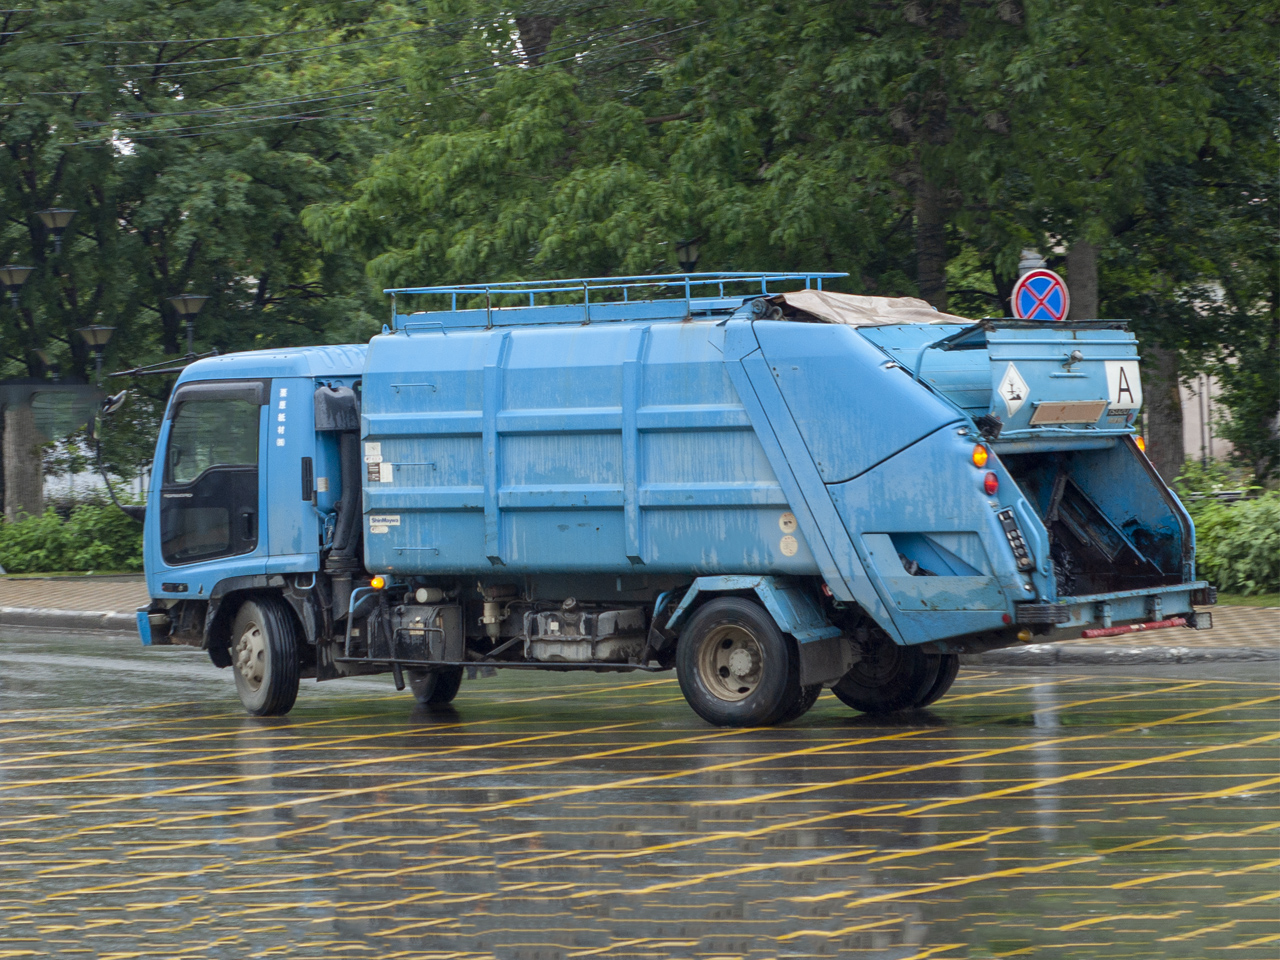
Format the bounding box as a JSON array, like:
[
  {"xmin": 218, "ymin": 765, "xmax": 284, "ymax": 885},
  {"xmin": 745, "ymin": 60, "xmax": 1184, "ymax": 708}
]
[
  {"xmin": 234, "ymin": 622, "xmax": 267, "ymax": 691},
  {"xmin": 696, "ymin": 624, "xmax": 764, "ymax": 702},
  {"xmin": 849, "ymin": 638, "xmax": 904, "ymax": 685}
]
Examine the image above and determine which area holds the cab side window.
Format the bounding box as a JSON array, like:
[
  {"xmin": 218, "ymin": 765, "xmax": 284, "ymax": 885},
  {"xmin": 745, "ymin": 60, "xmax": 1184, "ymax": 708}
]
[{"xmin": 166, "ymin": 399, "xmax": 259, "ymax": 484}]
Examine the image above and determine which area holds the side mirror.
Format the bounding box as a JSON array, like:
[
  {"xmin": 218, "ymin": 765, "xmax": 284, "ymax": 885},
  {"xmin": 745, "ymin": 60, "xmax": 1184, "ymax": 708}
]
[{"xmin": 101, "ymin": 390, "xmax": 129, "ymax": 416}]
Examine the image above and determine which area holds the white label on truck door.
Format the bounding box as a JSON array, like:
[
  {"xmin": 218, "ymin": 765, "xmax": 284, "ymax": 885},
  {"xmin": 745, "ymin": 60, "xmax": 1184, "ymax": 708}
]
[
  {"xmin": 379, "ymin": 462, "xmax": 394, "ymax": 483},
  {"xmin": 997, "ymin": 362, "xmax": 1029, "ymax": 417},
  {"xmin": 364, "ymin": 441, "xmax": 381, "ymax": 458},
  {"xmin": 1105, "ymin": 360, "xmax": 1143, "ymax": 410}
]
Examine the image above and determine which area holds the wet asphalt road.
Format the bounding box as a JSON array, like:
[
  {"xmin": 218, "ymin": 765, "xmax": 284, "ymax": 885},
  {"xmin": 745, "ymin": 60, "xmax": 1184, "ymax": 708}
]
[{"xmin": 0, "ymin": 631, "xmax": 1277, "ymax": 959}]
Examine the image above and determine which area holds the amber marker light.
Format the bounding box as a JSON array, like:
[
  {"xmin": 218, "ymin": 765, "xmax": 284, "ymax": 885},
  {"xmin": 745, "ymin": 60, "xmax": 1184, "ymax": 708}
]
[
  {"xmin": 1135, "ymin": 436, "xmax": 1146, "ymax": 452},
  {"xmin": 971, "ymin": 444, "xmax": 989, "ymax": 468},
  {"xmin": 370, "ymin": 576, "xmax": 386, "ymax": 590}
]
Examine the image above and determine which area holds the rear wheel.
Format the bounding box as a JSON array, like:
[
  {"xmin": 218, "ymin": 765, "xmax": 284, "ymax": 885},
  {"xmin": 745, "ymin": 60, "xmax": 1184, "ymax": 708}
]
[
  {"xmin": 832, "ymin": 630, "xmax": 939, "ymax": 715},
  {"xmin": 407, "ymin": 666, "xmax": 464, "ymax": 707},
  {"xmin": 231, "ymin": 597, "xmax": 301, "ymax": 716},
  {"xmin": 676, "ymin": 597, "xmax": 800, "ymax": 727},
  {"xmin": 916, "ymin": 653, "xmax": 960, "ymax": 708}
]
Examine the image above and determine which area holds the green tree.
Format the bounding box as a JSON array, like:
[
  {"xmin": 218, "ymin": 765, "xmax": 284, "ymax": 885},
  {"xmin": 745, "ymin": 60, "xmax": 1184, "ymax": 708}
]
[{"xmin": 0, "ymin": 0, "xmax": 391, "ymax": 499}]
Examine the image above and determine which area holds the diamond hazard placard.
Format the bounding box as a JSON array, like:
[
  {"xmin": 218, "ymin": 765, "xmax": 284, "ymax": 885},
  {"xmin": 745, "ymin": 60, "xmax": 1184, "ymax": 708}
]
[{"xmin": 997, "ymin": 362, "xmax": 1029, "ymax": 417}]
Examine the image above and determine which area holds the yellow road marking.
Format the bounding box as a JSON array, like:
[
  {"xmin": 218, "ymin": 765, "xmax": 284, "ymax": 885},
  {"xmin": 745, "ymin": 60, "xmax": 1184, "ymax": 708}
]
[
  {"xmin": 1110, "ymin": 871, "xmax": 1212, "ymax": 888},
  {"xmin": 775, "ymin": 916, "xmax": 902, "ymax": 942},
  {"xmin": 1158, "ymin": 919, "xmax": 1238, "ymax": 941},
  {"xmin": 1225, "ymin": 934, "xmax": 1280, "ymax": 948},
  {"xmin": 1126, "ymin": 774, "xmax": 1280, "ymax": 804},
  {"xmin": 1052, "ymin": 911, "xmax": 1188, "ymax": 930},
  {"xmin": 715, "ymin": 690, "xmax": 1279, "ymax": 807}
]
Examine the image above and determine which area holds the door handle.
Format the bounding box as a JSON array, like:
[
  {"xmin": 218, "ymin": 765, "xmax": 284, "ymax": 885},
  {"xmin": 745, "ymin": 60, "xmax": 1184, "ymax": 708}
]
[{"xmin": 240, "ymin": 509, "xmax": 257, "ymax": 541}]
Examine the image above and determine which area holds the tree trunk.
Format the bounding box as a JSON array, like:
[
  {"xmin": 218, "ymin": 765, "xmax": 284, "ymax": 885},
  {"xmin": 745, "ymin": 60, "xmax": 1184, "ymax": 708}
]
[
  {"xmin": 515, "ymin": 16, "xmax": 559, "ymax": 67},
  {"xmin": 1065, "ymin": 240, "xmax": 1098, "ymax": 320},
  {"xmin": 1144, "ymin": 344, "xmax": 1185, "ymax": 483},
  {"xmin": 2, "ymin": 403, "xmax": 43, "ymax": 520},
  {"xmin": 914, "ymin": 179, "xmax": 948, "ymax": 311}
]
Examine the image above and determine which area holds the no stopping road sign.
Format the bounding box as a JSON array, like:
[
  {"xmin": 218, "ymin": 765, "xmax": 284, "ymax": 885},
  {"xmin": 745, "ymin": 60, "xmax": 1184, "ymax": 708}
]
[{"xmin": 1011, "ymin": 269, "xmax": 1070, "ymax": 321}]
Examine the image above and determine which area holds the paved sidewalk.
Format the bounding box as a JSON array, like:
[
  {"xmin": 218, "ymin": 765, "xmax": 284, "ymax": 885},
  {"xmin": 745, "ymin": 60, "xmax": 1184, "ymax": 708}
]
[
  {"xmin": 0, "ymin": 574, "xmax": 148, "ymax": 633},
  {"xmin": 0, "ymin": 574, "xmax": 1276, "ymax": 663}
]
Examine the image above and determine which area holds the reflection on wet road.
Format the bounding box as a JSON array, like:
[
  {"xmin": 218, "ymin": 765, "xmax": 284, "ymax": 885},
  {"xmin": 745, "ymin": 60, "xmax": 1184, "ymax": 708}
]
[{"xmin": 0, "ymin": 633, "xmax": 1277, "ymax": 958}]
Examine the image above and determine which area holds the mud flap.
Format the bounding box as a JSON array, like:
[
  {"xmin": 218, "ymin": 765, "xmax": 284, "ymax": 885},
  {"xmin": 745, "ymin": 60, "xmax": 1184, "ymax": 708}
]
[{"xmin": 797, "ymin": 633, "xmax": 857, "ymax": 687}]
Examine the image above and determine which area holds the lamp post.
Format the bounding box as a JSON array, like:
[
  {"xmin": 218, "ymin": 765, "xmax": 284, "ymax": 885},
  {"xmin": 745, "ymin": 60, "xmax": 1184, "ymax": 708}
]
[
  {"xmin": 0, "ymin": 264, "xmax": 33, "ymax": 307},
  {"xmin": 36, "ymin": 208, "xmax": 77, "ymax": 253},
  {"xmin": 77, "ymin": 324, "xmax": 115, "ymax": 384},
  {"xmin": 675, "ymin": 238, "xmax": 700, "ymax": 273},
  {"xmin": 33, "ymin": 349, "xmax": 60, "ymax": 383},
  {"xmin": 167, "ymin": 294, "xmax": 208, "ymax": 356}
]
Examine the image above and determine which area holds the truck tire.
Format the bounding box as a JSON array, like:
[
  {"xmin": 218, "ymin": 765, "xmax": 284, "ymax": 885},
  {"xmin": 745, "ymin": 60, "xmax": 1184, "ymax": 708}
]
[
  {"xmin": 831, "ymin": 632, "xmax": 939, "ymax": 715},
  {"xmin": 676, "ymin": 597, "xmax": 800, "ymax": 727},
  {"xmin": 776, "ymin": 683, "xmax": 823, "ymax": 724},
  {"xmin": 231, "ymin": 597, "xmax": 301, "ymax": 716},
  {"xmin": 915, "ymin": 653, "xmax": 960, "ymax": 708},
  {"xmin": 407, "ymin": 667, "xmax": 464, "ymax": 707}
]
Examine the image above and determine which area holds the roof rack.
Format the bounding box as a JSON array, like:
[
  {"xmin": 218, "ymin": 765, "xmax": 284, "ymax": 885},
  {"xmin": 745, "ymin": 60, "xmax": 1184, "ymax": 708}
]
[{"xmin": 383, "ymin": 272, "xmax": 847, "ymax": 330}]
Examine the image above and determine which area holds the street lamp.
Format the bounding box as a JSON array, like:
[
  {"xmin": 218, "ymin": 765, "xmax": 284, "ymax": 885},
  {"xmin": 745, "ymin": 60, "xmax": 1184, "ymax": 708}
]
[
  {"xmin": 77, "ymin": 324, "xmax": 115, "ymax": 384},
  {"xmin": 167, "ymin": 294, "xmax": 208, "ymax": 356},
  {"xmin": 675, "ymin": 238, "xmax": 700, "ymax": 273},
  {"xmin": 0, "ymin": 264, "xmax": 33, "ymax": 306},
  {"xmin": 37, "ymin": 208, "xmax": 77, "ymax": 253}
]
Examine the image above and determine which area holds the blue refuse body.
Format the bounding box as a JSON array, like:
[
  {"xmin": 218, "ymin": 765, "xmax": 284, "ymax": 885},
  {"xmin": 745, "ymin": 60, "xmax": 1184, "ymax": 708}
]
[{"xmin": 135, "ymin": 274, "xmax": 1211, "ymax": 724}]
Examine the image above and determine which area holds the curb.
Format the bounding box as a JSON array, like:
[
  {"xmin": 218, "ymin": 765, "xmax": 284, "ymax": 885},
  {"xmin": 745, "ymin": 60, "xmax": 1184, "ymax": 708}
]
[
  {"xmin": 0, "ymin": 606, "xmax": 137, "ymax": 634},
  {"xmin": 963, "ymin": 643, "xmax": 1279, "ymax": 666}
]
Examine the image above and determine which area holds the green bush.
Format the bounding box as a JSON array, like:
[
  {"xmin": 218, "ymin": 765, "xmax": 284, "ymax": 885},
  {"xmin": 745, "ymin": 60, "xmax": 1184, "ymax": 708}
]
[
  {"xmin": 0, "ymin": 503, "xmax": 143, "ymax": 574},
  {"xmin": 1187, "ymin": 492, "xmax": 1280, "ymax": 596}
]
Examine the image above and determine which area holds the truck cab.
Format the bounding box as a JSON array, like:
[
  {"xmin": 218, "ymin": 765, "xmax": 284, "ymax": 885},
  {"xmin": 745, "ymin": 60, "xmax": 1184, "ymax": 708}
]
[{"xmin": 137, "ymin": 274, "xmax": 1212, "ymax": 726}]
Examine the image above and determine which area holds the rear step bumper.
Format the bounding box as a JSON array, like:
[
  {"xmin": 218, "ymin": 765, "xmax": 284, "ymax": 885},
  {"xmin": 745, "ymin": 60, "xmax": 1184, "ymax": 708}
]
[
  {"xmin": 1081, "ymin": 617, "xmax": 1188, "ymax": 639},
  {"xmin": 1017, "ymin": 582, "xmax": 1213, "ymax": 632}
]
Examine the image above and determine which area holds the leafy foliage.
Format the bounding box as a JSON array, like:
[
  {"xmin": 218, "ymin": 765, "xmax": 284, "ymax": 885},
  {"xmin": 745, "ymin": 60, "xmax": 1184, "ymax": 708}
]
[
  {"xmin": 303, "ymin": 0, "xmax": 1275, "ymax": 480},
  {"xmin": 0, "ymin": 501, "xmax": 142, "ymax": 572},
  {"xmin": 0, "ymin": 0, "xmax": 392, "ymax": 477},
  {"xmin": 1187, "ymin": 493, "xmax": 1280, "ymax": 596},
  {"xmin": 0, "ymin": 0, "xmax": 1274, "ymax": 493}
]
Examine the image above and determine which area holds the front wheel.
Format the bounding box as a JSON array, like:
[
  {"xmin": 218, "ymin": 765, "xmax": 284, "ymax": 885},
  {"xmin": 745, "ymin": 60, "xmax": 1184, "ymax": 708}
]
[
  {"xmin": 407, "ymin": 666, "xmax": 464, "ymax": 707},
  {"xmin": 676, "ymin": 597, "xmax": 800, "ymax": 727},
  {"xmin": 231, "ymin": 597, "xmax": 301, "ymax": 716}
]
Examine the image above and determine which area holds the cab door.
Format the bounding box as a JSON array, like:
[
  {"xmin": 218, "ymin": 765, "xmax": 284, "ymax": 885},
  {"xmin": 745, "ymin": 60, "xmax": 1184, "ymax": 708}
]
[{"xmin": 159, "ymin": 381, "xmax": 268, "ymax": 566}]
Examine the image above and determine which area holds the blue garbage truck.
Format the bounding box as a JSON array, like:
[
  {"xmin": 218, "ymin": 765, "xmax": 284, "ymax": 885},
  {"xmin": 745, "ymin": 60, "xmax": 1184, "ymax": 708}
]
[{"xmin": 137, "ymin": 272, "xmax": 1213, "ymax": 725}]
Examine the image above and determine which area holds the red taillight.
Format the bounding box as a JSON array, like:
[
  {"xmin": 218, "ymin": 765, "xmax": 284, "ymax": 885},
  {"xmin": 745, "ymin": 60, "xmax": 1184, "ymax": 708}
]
[{"xmin": 983, "ymin": 472, "xmax": 999, "ymax": 495}]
